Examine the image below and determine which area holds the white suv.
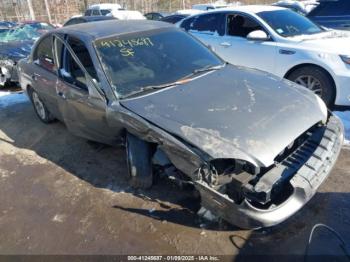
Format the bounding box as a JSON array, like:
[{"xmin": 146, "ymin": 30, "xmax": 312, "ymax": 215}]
[
  {"xmin": 179, "ymin": 5, "xmax": 350, "ymax": 108},
  {"xmin": 85, "ymin": 4, "xmax": 124, "ymax": 16},
  {"xmin": 85, "ymin": 4, "xmax": 145, "ymax": 20}
]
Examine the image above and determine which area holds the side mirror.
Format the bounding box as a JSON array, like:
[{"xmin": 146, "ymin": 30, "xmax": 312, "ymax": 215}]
[{"xmin": 247, "ymin": 30, "xmax": 270, "ymax": 41}]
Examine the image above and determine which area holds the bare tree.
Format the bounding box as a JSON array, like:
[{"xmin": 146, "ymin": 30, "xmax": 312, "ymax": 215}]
[
  {"xmin": 44, "ymin": 0, "xmax": 52, "ymax": 23},
  {"xmin": 26, "ymin": 0, "xmax": 35, "ymax": 20}
]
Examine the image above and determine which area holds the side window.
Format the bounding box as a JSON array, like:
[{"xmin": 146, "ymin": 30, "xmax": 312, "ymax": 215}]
[
  {"xmin": 92, "ymin": 9, "xmax": 100, "ymax": 16},
  {"xmin": 85, "ymin": 9, "xmax": 92, "ymax": 16},
  {"xmin": 33, "ymin": 35, "xmax": 55, "ymax": 72},
  {"xmin": 153, "ymin": 14, "xmax": 162, "ymax": 20},
  {"xmin": 181, "ymin": 16, "xmax": 196, "ymax": 31},
  {"xmin": 145, "ymin": 13, "xmax": 153, "ymax": 20},
  {"xmin": 100, "ymin": 9, "xmax": 111, "ymax": 16},
  {"xmin": 190, "ymin": 13, "xmax": 225, "ymax": 35},
  {"xmin": 227, "ymin": 14, "xmax": 265, "ymax": 38},
  {"xmin": 62, "ymin": 37, "xmax": 98, "ymax": 91}
]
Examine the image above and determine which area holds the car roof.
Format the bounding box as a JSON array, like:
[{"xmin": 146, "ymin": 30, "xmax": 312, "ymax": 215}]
[
  {"xmin": 88, "ymin": 3, "xmax": 122, "ymax": 10},
  {"xmin": 81, "ymin": 16, "xmax": 116, "ymax": 22},
  {"xmin": 211, "ymin": 5, "xmax": 286, "ymax": 14},
  {"xmin": 55, "ymin": 20, "xmax": 173, "ymax": 40}
]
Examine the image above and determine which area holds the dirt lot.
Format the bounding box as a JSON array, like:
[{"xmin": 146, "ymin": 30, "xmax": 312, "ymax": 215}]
[{"xmin": 0, "ymin": 89, "xmax": 350, "ymax": 260}]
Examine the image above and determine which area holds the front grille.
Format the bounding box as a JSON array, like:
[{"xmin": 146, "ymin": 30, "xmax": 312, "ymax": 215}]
[
  {"xmin": 275, "ymin": 124, "xmax": 319, "ymax": 164},
  {"xmin": 244, "ymin": 118, "xmax": 341, "ymax": 205}
]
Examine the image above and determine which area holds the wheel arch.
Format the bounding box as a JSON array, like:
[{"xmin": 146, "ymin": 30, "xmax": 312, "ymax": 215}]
[
  {"xmin": 284, "ymin": 63, "xmax": 336, "ymax": 91},
  {"xmin": 26, "ymin": 84, "xmax": 34, "ymax": 98},
  {"xmin": 284, "ymin": 63, "xmax": 337, "ymax": 104}
]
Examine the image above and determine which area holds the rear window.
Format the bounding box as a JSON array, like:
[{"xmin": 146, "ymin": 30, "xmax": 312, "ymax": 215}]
[{"xmin": 309, "ymin": 0, "xmax": 350, "ymax": 16}]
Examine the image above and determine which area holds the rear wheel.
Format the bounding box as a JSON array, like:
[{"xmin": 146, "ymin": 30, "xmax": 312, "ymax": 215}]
[
  {"xmin": 287, "ymin": 66, "xmax": 335, "ymax": 108},
  {"xmin": 126, "ymin": 133, "xmax": 153, "ymax": 189},
  {"xmin": 29, "ymin": 88, "xmax": 55, "ymax": 124}
]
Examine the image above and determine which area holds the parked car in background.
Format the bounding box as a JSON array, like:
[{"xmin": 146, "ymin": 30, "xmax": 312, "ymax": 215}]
[
  {"xmin": 18, "ymin": 20, "xmax": 343, "ymax": 229},
  {"xmin": 84, "ymin": 3, "xmax": 124, "ymax": 16},
  {"xmin": 85, "ymin": 3, "xmax": 145, "ymax": 20},
  {"xmin": 0, "ymin": 22, "xmax": 54, "ymax": 87},
  {"xmin": 175, "ymin": 9, "xmax": 204, "ymax": 16},
  {"xmin": 192, "ymin": 3, "xmax": 229, "ymax": 11},
  {"xmin": 273, "ymin": 0, "xmax": 308, "ymax": 15},
  {"xmin": 19, "ymin": 21, "xmax": 55, "ymax": 32},
  {"xmin": 192, "ymin": 1, "xmax": 242, "ymax": 11},
  {"xmin": 308, "ymin": 0, "xmax": 350, "ymax": 30},
  {"xmin": 302, "ymin": 0, "xmax": 319, "ymax": 13},
  {"xmin": 160, "ymin": 14, "xmax": 189, "ymax": 24},
  {"xmin": 145, "ymin": 12, "xmax": 170, "ymax": 21},
  {"xmin": 64, "ymin": 15, "xmax": 116, "ymax": 27},
  {"xmin": 179, "ymin": 5, "xmax": 350, "ymax": 108},
  {"xmin": 0, "ymin": 26, "xmax": 10, "ymax": 35},
  {"xmin": 0, "ymin": 21, "xmax": 16, "ymax": 28}
]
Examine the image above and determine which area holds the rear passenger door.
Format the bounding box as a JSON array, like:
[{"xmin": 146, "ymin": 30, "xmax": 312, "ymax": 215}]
[
  {"xmin": 54, "ymin": 35, "xmax": 117, "ymax": 145},
  {"xmin": 182, "ymin": 12, "xmax": 226, "ymax": 52},
  {"xmin": 31, "ymin": 34, "xmax": 62, "ymax": 119}
]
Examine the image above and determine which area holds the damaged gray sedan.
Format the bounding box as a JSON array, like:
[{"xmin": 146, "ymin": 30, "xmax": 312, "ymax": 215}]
[{"xmin": 18, "ymin": 20, "xmax": 344, "ymax": 229}]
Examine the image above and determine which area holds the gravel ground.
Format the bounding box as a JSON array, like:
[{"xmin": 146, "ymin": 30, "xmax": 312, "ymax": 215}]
[{"xmin": 0, "ymin": 90, "xmax": 349, "ymax": 260}]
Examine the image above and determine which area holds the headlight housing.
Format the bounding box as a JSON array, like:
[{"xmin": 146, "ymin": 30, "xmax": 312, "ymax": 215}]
[{"xmin": 340, "ymin": 55, "xmax": 350, "ymax": 65}]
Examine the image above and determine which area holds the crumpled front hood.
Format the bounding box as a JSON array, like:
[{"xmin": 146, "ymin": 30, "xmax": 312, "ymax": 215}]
[
  {"xmin": 121, "ymin": 65, "xmax": 326, "ymax": 167},
  {"xmin": 0, "ymin": 40, "xmax": 33, "ymax": 61}
]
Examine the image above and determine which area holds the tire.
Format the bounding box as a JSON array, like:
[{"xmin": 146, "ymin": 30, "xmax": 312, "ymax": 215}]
[
  {"xmin": 287, "ymin": 66, "xmax": 335, "ymax": 108},
  {"xmin": 126, "ymin": 133, "xmax": 153, "ymax": 189},
  {"xmin": 28, "ymin": 88, "xmax": 55, "ymax": 124}
]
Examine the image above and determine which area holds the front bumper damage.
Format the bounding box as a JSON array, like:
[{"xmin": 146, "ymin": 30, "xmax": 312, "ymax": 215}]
[
  {"xmin": 0, "ymin": 60, "xmax": 18, "ymax": 86},
  {"xmin": 195, "ymin": 116, "xmax": 344, "ymax": 229}
]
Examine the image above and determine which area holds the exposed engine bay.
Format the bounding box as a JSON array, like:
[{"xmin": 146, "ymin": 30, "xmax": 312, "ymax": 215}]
[{"xmin": 150, "ymin": 116, "xmax": 343, "ymax": 228}]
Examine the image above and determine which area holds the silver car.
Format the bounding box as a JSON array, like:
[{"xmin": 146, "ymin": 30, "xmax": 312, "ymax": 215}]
[{"xmin": 18, "ymin": 20, "xmax": 343, "ymax": 229}]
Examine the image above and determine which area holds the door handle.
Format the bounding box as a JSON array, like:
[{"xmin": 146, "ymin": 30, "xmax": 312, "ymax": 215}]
[
  {"xmin": 220, "ymin": 42, "xmax": 231, "ymax": 47},
  {"xmin": 31, "ymin": 73, "xmax": 40, "ymax": 81}
]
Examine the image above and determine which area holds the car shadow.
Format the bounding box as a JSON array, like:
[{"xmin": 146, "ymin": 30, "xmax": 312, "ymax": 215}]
[
  {"xmin": 233, "ymin": 191, "xmax": 350, "ymax": 261},
  {"xmin": 0, "ymin": 92, "xmax": 234, "ymax": 230}
]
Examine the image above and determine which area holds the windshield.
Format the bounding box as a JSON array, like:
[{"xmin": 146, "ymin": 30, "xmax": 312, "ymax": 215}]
[
  {"xmin": 95, "ymin": 29, "xmax": 222, "ymax": 98},
  {"xmin": 257, "ymin": 9, "xmax": 323, "ymax": 37},
  {"xmin": 0, "ymin": 25, "xmax": 42, "ymax": 42}
]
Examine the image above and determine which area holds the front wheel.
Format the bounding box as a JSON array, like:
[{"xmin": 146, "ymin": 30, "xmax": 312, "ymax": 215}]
[
  {"xmin": 29, "ymin": 88, "xmax": 55, "ymax": 124},
  {"xmin": 287, "ymin": 66, "xmax": 335, "ymax": 108},
  {"xmin": 126, "ymin": 133, "xmax": 154, "ymax": 189}
]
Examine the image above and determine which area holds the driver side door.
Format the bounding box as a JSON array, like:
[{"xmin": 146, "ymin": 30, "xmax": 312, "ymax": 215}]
[
  {"xmin": 215, "ymin": 13, "xmax": 277, "ymax": 74},
  {"xmin": 53, "ymin": 34, "xmax": 117, "ymax": 145}
]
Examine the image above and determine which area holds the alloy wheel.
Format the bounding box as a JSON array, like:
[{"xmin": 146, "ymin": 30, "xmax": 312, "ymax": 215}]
[
  {"xmin": 295, "ymin": 75, "xmax": 322, "ymax": 96},
  {"xmin": 32, "ymin": 92, "xmax": 46, "ymax": 120}
]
